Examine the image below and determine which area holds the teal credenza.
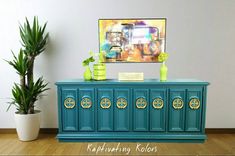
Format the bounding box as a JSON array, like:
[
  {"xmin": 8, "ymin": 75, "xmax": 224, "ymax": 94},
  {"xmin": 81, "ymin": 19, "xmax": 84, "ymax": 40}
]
[{"xmin": 55, "ymin": 79, "xmax": 209, "ymax": 142}]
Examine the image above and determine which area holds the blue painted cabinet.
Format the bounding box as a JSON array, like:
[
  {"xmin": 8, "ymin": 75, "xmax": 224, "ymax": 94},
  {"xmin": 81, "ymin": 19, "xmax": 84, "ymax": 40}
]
[{"xmin": 56, "ymin": 79, "xmax": 209, "ymax": 142}]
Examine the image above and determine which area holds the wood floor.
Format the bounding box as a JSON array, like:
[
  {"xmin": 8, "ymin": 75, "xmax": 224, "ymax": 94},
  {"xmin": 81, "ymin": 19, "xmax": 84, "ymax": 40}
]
[{"xmin": 0, "ymin": 134, "xmax": 235, "ymax": 155}]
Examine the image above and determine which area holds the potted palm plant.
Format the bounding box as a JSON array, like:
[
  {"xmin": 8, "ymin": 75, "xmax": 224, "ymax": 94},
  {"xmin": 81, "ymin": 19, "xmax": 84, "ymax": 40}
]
[{"xmin": 6, "ymin": 16, "xmax": 49, "ymax": 141}]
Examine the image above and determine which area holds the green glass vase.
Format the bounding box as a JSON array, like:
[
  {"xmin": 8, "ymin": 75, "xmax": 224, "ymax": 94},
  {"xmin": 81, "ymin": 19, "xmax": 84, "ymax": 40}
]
[
  {"xmin": 160, "ymin": 63, "xmax": 168, "ymax": 81},
  {"xmin": 84, "ymin": 66, "xmax": 92, "ymax": 80}
]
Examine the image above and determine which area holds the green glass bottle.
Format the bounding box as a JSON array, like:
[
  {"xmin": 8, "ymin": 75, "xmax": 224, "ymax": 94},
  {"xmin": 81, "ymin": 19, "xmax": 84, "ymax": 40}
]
[{"xmin": 160, "ymin": 63, "xmax": 168, "ymax": 81}]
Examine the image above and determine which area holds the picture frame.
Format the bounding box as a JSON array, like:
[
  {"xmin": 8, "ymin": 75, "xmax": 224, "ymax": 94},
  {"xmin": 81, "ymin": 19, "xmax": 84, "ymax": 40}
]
[{"xmin": 98, "ymin": 18, "xmax": 167, "ymax": 63}]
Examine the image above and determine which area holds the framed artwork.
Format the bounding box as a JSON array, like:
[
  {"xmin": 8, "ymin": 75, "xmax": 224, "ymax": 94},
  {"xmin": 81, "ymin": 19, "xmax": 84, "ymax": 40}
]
[{"xmin": 99, "ymin": 18, "xmax": 166, "ymax": 63}]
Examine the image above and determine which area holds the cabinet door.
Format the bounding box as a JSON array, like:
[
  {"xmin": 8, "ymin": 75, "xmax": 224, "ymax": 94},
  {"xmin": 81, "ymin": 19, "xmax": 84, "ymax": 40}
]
[
  {"xmin": 61, "ymin": 88, "xmax": 78, "ymax": 131},
  {"xmin": 150, "ymin": 89, "xmax": 166, "ymax": 131},
  {"xmin": 79, "ymin": 88, "xmax": 95, "ymax": 131},
  {"xmin": 168, "ymin": 89, "xmax": 186, "ymax": 132},
  {"xmin": 114, "ymin": 89, "xmax": 130, "ymax": 131},
  {"xmin": 133, "ymin": 89, "xmax": 149, "ymax": 131},
  {"xmin": 185, "ymin": 88, "xmax": 203, "ymax": 132},
  {"xmin": 97, "ymin": 89, "xmax": 113, "ymax": 131}
]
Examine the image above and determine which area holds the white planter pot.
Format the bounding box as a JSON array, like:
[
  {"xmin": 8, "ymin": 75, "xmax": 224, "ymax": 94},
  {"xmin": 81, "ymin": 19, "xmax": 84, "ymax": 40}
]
[{"xmin": 14, "ymin": 110, "xmax": 41, "ymax": 141}]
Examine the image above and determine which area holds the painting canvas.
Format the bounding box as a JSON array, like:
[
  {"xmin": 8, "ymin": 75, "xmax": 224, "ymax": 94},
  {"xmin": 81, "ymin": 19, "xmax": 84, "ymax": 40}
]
[{"xmin": 99, "ymin": 18, "xmax": 166, "ymax": 63}]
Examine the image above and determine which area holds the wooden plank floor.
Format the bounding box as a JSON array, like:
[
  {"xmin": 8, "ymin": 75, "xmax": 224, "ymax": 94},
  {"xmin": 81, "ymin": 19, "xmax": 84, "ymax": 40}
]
[{"xmin": 0, "ymin": 134, "xmax": 235, "ymax": 155}]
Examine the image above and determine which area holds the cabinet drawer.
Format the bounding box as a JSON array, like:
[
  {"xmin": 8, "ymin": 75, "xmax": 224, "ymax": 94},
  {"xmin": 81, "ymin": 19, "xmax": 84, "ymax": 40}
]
[
  {"xmin": 185, "ymin": 88, "xmax": 203, "ymax": 132},
  {"xmin": 150, "ymin": 89, "xmax": 166, "ymax": 131},
  {"xmin": 133, "ymin": 89, "xmax": 149, "ymax": 131},
  {"xmin": 168, "ymin": 89, "xmax": 186, "ymax": 132},
  {"xmin": 61, "ymin": 88, "xmax": 78, "ymax": 132},
  {"xmin": 97, "ymin": 89, "xmax": 113, "ymax": 131},
  {"xmin": 78, "ymin": 88, "xmax": 95, "ymax": 131},
  {"xmin": 114, "ymin": 89, "xmax": 130, "ymax": 131}
]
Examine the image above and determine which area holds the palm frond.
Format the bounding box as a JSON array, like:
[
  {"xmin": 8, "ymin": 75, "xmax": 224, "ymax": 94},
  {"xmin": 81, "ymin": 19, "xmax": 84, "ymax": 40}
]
[
  {"xmin": 5, "ymin": 49, "xmax": 28, "ymax": 76},
  {"xmin": 19, "ymin": 16, "xmax": 49, "ymax": 57}
]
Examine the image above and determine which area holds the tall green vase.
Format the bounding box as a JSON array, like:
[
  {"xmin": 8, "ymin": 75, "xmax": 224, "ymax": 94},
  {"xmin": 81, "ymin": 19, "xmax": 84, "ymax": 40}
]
[
  {"xmin": 160, "ymin": 63, "xmax": 168, "ymax": 81},
  {"xmin": 84, "ymin": 66, "xmax": 92, "ymax": 80}
]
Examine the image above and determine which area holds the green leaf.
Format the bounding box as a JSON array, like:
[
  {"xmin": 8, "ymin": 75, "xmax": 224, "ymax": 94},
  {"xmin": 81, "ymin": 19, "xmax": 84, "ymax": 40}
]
[
  {"xmin": 82, "ymin": 56, "xmax": 95, "ymax": 66},
  {"xmin": 5, "ymin": 49, "xmax": 28, "ymax": 76},
  {"xmin": 19, "ymin": 16, "xmax": 49, "ymax": 57}
]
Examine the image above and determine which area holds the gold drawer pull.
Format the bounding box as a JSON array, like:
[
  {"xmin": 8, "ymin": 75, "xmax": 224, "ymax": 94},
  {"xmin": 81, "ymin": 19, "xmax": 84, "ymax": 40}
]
[
  {"xmin": 117, "ymin": 98, "xmax": 127, "ymax": 109},
  {"xmin": 173, "ymin": 98, "xmax": 184, "ymax": 109},
  {"xmin": 81, "ymin": 97, "xmax": 92, "ymax": 109},
  {"xmin": 189, "ymin": 98, "xmax": 200, "ymax": 110},
  {"xmin": 153, "ymin": 98, "xmax": 164, "ymax": 109},
  {"xmin": 100, "ymin": 97, "xmax": 111, "ymax": 109},
  {"xmin": 64, "ymin": 97, "xmax": 75, "ymax": 109},
  {"xmin": 136, "ymin": 97, "xmax": 147, "ymax": 109}
]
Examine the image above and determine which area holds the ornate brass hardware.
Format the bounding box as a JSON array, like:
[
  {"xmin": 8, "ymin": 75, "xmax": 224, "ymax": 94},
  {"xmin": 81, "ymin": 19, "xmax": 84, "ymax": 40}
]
[
  {"xmin": 81, "ymin": 97, "xmax": 92, "ymax": 109},
  {"xmin": 64, "ymin": 97, "xmax": 76, "ymax": 109},
  {"xmin": 189, "ymin": 98, "xmax": 200, "ymax": 110},
  {"xmin": 100, "ymin": 97, "xmax": 111, "ymax": 109},
  {"xmin": 136, "ymin": 97, "xmax": 147, "ymax": 109},
  {"xmin": 172, "ymin": 98, "xmax": 184, "ymax": 109},
  {"xmin": 116, "ymin": 98, "xmax": 127, "ymax": 109},
  {"xmin": 153, "ymin": 98, "xmax": 164, "ymax": 109}
]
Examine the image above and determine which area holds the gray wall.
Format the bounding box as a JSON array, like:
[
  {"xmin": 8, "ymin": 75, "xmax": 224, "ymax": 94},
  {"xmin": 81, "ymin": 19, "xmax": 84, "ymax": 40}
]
[{"xmin": 0, "ymin": 0, "xmax": 235, "ymax": 128}]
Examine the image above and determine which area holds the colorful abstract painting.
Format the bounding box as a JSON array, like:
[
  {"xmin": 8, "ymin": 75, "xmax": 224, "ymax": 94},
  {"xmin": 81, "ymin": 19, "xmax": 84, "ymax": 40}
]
[{"xmin": 99, "ymin": 18, "xmax": 166, "ymax": 63}]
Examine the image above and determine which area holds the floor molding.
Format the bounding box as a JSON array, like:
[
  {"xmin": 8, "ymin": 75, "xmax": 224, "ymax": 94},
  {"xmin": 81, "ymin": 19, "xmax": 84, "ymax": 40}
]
[
  {"xmin": 0, "ymin": 128, "xmax": 234, "ymax": 134},
  {"xmin": 0, "ymin": 129, "xmax": 16, "ymax": 134},
  {"xmin": 0, "ymin": 128, "xmax": 58, "ymax": 134},
  {"xmin": 205, "ymin": 128, "xmax": 235, "ymax": 134}
]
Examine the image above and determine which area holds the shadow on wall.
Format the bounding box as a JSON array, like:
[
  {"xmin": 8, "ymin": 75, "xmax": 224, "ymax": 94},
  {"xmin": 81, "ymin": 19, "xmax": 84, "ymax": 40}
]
[{"xmin": 37, "ymin": 34, "xmax": 59, "ymax": 128}]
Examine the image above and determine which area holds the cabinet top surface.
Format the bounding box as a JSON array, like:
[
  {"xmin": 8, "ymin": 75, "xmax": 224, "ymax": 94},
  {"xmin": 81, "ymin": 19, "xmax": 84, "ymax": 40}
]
[{"xmin": 55, "ymin": 79, "xmax": 209, "ymax": 85}]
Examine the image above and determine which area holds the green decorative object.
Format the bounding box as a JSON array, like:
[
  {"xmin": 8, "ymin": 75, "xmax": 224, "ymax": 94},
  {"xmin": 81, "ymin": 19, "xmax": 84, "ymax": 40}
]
[
  {"xmin": 158, "ymin": 52, "xmax": 169, "ymax": 62},
  {"xmin": 158, "ymin": 52, "xmax": 169, "ymax": 81},
  {"xmin": 83, "ymin": 51, "xmax": 106, "ymax": 81},
  {"xmin": 160, "ymin": 63, "xmax": 168, "ymax": 81},
  {"xmin": 83, "ymin": 66, "xmax": 92, "ymax": 80},
  {"xmin": 93, "ymin": 63, "xmax": 106, "ymax": 80},
  {"xmin": 91, "ymin": 51, "xmax": 106, "ymax": 81},
  {"xmin": 82, "ymin": 56, "xmax": 95, "ymax": 80}
]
